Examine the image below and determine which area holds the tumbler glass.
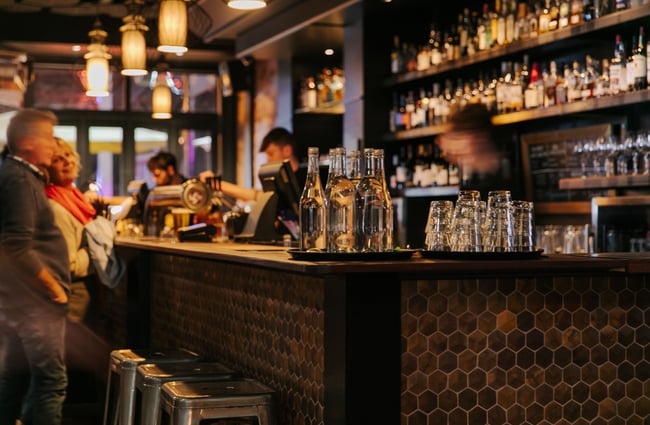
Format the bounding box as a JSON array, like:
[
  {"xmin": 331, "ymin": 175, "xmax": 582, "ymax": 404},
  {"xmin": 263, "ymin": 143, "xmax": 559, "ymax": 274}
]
[
  {"xmin": 483, "ymin": 190, "xmax": 514, "ymax": 252},
  {"xmin": 424, "ymin": 200, "xmax": 453, "ymax": 251},
  {"xmin": 511, "ymin": 200, "xmax": 535, "ymax": 252},
  {"xmin": 450, "ymin": 190, "xmax": 482, "ymax": 252}
]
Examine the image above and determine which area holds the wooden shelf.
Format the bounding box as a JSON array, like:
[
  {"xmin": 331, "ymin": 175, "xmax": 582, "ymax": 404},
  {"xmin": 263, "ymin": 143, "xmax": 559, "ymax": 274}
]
[
  {"xmin": 559, "ymin": 174, "xmax": 650, "ymax": 190},
  {"xmin": 294, "ymin": 101, "xmax": 344, "ymax": 115},
  {"xmin": 383, "ymin": 90, "xmax": 650, "ymax": 142}
]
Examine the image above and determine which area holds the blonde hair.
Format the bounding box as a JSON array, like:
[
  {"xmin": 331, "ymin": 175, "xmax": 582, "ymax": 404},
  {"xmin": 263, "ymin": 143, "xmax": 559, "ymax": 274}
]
[{"xmin": 50, "ymin": 137, "xmax": 82, "ymax": 174}]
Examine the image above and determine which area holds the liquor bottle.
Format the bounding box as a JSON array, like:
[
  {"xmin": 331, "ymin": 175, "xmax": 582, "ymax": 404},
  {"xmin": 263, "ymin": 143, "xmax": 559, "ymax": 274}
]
[
  {"xmin": 539, "ymin": 0, "xmax": 551, "ymax": 33},
  {"xmin": 524, "ymin": 62, "xmax": 541, "ymax": 109},
  {"xmin": 610, "ymin": 34, "xmax": 627, "ymax": 94},
  {"xmin": 497, "ymin": 0, "xmax": 507, "ymax": 45},
  {"xmin": 549, "ymin": 0, "xmax": 559, "ymax": 31},
  {"xmin": 505, "ymin": 1, "xmax": 515, "ymax": 44},
  {"xmin": 627, "ymin": 35, "xmax": 637, "ymax": 91},
  {"xmin": 490, "ymin": 2, "xmax": 500, "ymax": 48},
  {"xmin": 299, "ymin": 147, "xmax": 326, "ymax": 251},
  {"xmin": 429, "ymin": 24, "xmax": 443, "ymax": 66},
  {"xmin": 374, "ymin": 149, "xmax": 394, "ymax": 251},
  {"xmin": 634, "ymin": 26, "xmax": 647, "ymax": 90},
  {"xmin": 516, "ymin": 2, "xmax": 529, "ymax": 40},
  {"xmin": 478, "ymin": 3, "xmax": 491, "ymax": 50},
  {"xmin": 544, "ymin": 61, "xmax": 558, "ymax": 107},
  {"xmin": 355, "ymin": 148, "xmax": 388, "ymax": 252},
  {"xmin": 647, "ymin": 33, "xmax": 650, "ymax": 86},
  {"xmin": 390, "ymin": 35, "xmax": 403, "ymax": 74},
  {"xmin": 326, "ymin": 147, "xmax": 355, "ymax": 253},
  {"xmin": 555, "ymin": 61, "xmax": 568, "ymax": 103},
  {"xmin": 324, "ymin": 147, "xmax": 338, "ymax": 193},
  {"xmin": 569, "ymin": 0, "xmax": 583, "ymax": 25},
  {"xmin": 615, "ymin": 0, "xmax": 628, "ymax": 10},
  {"xmin": 509, "ymin": 62, "xmax": 524, "ymax": 111},
  {"xmin": 558, "ymin": 0, "xmax": 570, "ymax": 28}
]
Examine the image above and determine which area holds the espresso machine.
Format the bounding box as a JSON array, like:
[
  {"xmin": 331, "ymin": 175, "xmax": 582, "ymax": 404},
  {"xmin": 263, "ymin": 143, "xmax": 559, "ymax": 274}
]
[{"xmin": 142, "ymin": 179, "xmax": 213, "ymax": 237}]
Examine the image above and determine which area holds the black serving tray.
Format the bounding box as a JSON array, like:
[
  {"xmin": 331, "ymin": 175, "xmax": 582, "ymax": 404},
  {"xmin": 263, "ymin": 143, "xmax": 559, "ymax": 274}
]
[
  {"xmin": 420, "ymin": 249, "xmax": 545, "ymax": 260},
  {"xmin": 288, "ymin": 249, "xmax": 418, "ymax": 261}
]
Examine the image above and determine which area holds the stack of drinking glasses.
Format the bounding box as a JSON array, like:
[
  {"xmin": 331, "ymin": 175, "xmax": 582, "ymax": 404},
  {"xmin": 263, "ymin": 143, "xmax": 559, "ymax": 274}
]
[
  {"xmin": 299, "ymin": 146, "xmax": 394, "ymax": 253},
  {"xmin": 424, "ymin": 190, "xmax": 536, "ymax": 253}
]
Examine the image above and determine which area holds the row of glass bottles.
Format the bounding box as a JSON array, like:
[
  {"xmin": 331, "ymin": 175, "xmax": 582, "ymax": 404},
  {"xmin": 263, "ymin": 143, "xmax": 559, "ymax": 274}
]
[
  {"xmin": 298, "ymin": 68, "xmax": 345, "ymax": 109},
  {"xmin": 390, "ymin": 0, "xmax": 639, "ymax": 75},
  {"xmin": 390, "ymin": 27, "xmax": 648, "ymax": 132},
  {"xmin": 299, "ymin": 147, "xmax": 394, "ymax": 252}
]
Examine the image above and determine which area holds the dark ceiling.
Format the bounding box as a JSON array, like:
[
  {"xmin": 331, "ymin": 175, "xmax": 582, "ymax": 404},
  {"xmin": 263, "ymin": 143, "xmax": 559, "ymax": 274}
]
[{"xmin": 0, "ymin": 0, "xmax": 355, "ymax": 70}]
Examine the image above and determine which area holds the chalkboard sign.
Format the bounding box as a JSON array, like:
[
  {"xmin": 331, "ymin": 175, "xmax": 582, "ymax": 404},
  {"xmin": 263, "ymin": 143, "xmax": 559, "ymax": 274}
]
[{"xmin": 521, "ymin": 124, "xmax": 611, "ymax": 203}]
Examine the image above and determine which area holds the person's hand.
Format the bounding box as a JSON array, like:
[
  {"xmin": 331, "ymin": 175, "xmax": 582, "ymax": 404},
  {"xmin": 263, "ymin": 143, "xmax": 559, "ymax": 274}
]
[{"xmin": 198, "ymin": 170, "xmax": 215, "ymax": 183}]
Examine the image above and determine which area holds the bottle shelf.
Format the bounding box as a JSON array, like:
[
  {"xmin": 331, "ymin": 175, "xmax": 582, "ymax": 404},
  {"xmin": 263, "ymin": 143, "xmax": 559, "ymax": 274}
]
[
  {"xmin": 383, "ymin": 5, "xmax": 650, "ymax": 88},
  {"xmin": 294, "ymin": 100, "xmax": 344, "ymax": 115},
  {"xmin": 383, "ymin": 89, "xmax": 650, "ymax": 142},
  {"xmin": 559, "ymin": 174, "xmax": 650, "ymax": 191}
]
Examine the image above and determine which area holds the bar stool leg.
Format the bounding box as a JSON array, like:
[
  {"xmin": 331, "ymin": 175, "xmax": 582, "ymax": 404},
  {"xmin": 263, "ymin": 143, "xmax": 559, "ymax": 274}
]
[{"xmin": 102, "ymin": 360, "xmax": 118, "ymax": 425}]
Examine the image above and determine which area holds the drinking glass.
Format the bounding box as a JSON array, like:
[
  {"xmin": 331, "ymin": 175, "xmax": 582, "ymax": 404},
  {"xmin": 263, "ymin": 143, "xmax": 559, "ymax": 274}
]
[
  {"xmin": 483, "ymin": 190, "xmax": 514, "ymax": 252},
  {"xmin": 450, "ymin": 190, "xmax": 482, "ymax": 252},
  {"xmin": 511, "ymin": 200, "xmax": 535, "ymax": 252},
  {"xmin": 424, "ymin": 200, "xmax": 453, "ymax": 251}
]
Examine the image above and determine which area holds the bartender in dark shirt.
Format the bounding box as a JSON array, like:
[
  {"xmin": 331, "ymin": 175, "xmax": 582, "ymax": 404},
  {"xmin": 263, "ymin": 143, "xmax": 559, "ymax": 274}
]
[{"xmin": 215, "ymin": 127, "xmax": 304, "ymax": 202}]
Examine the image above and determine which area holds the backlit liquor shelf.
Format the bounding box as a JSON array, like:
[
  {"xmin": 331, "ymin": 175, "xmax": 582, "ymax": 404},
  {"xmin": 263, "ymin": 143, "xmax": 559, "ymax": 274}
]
[
  {"xmin": 383, "ymin": 89, "xmax": 650, "ymax": 142},
  {"xmin": 382, "ymin": 5, "xmax": 650, "ymax": 86}
]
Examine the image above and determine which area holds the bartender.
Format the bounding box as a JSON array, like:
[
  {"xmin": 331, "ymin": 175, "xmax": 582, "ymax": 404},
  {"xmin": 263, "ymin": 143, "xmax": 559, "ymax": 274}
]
[
  {"xmin": 202, "ymin": 127, "xmax": 304, "ymax": 202},
  {"xmin": 147, "ymin": 151, "xmax": 187, "ymax": 186}
]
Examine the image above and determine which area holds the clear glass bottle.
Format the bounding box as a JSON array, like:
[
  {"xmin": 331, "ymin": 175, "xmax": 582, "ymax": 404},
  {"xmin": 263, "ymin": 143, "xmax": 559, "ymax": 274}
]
[
  {"xmin": 355, "ymin": 148, "xmax": 387, "ymax": 252},
  {"xmin": 326, "ymin": 147, "xmax": 355, "ymax": 252},
  {"xmin": 374, "ymin": 149, "xmax": 394, "ymax": 251},
  {"xmin": 299, "ymin": 147, "xmax": 326, "ymax": 251}
]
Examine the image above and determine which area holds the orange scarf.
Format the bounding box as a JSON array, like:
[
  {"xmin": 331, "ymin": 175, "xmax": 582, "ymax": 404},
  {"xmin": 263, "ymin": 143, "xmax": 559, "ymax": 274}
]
[{"xmin": 45, "ymin": 184, "xmax": 97, "ymax": 225}]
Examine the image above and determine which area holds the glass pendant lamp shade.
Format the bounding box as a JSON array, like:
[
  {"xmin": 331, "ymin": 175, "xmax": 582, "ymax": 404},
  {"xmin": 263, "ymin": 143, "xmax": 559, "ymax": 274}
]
[
  {"xmin": 226, "ymin": 0, "xmax": 267, "ymax": 10},
  {"xmin": 84, "ymin": 20, "xmax": 111, "ymax": 97},
  {"xmin": 152, "ymin": 72, "xmax": 172, "ymax": 119},
  {"xmin": 158, "ymin": 0, "xmax": 188, "ymax": 54},
  {"xmin": 121, "ymin": 15, "xmax": 149, "ymax": 76}
]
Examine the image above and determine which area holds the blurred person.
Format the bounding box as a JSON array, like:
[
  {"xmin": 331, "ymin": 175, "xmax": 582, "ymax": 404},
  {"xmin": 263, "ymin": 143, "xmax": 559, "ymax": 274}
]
[
  {"xmin": 147, "ymin": 151, "xmax": 186, "ymax": 186},
  {"xmin": 0, "ymin": 109, "xmax": 70, "ymax": 425},
  {"xmin": 44, "ymin": 137, "xmax": 113, "ymax": 418},
  {"xmin": 436, "ymin": 103, "xmax": 503, "ymax": 176}
]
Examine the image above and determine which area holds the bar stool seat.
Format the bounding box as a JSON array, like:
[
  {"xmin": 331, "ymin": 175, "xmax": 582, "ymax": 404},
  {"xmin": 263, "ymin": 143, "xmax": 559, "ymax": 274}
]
[
  {"xmin": 103, "ymin": 348, "xmax": 201, "ymax": 425},
  {"xmin": 160, "ymin": 378, "xmax": 277, "ymax": 425},
  {"xmin": 136, "ymin": 361, "xmax": 240, "ymax": 425}
]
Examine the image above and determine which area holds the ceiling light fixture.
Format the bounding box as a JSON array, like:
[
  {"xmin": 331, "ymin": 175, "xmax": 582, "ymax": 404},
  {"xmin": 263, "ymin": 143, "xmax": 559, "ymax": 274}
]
[
  {"xmin": 120, "ymin": 14, "xmax": 149, "ymax": 76},
  {"xmin": 226, "ymin": 0, "xmax": 267, "ymax": 10},
  {"xmin": 152, "ymin": 62, "xmax": 172, "ymax": 119},
  {"xmin": 158, "ymin": 0, "xmax": 188, "ymax": 55},
  {"xmin": 84, "ymin": 19, "xmax": 111, "ymax": 97}
]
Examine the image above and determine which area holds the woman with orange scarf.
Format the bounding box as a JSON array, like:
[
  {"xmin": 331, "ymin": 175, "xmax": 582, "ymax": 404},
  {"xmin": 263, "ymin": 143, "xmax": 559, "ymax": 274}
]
[{"xmin": 44, "ymin": 138, "xmax": 97, "ymax": 322}]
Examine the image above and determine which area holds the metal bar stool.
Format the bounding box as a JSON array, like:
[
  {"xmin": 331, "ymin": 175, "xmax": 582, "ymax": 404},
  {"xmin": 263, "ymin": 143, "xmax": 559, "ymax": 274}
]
[
  {"xmin": 103, "ymin": 348, "xmax": 201, "ymax": 425},
  {"xmin": 136, "ymin": 361, "xmax": 240, "ymax": 425},
  {"xmin": 160, "ymin": 378, "xmax": 277, "ymax": 425}
]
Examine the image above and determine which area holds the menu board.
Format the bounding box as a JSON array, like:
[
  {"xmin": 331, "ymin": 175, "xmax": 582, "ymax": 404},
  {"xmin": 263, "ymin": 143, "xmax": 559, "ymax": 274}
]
[{"xmin": 520, "ymin": 124, "xmax": 611, "ymax": 203}]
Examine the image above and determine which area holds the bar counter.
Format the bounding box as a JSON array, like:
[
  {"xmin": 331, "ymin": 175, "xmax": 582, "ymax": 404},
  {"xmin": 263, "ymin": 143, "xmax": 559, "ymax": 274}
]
[{"xmin": 113, "ymin": 238, "xmax": 650, "ymax": 425}]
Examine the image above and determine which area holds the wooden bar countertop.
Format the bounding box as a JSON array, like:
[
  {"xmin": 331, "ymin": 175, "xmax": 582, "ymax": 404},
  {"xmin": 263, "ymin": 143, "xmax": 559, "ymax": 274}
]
[{"xmin": 116, "ymin": 237, "xmax": 648, "ymax": 276}]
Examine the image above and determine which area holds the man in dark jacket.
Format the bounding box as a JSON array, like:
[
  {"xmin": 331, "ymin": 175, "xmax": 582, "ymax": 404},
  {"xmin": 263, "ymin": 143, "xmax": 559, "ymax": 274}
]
[{"xmin": 0, "ymin": 108, "xmax": 71, "ymax": 425}]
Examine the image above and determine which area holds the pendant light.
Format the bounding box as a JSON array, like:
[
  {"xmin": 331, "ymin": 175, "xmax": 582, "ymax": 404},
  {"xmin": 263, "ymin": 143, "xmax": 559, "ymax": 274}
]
[
  {"xmin": 152, "ymin": 63, "xmax": 172, "ymax": 119},
  {"xmin": 226, "ymin": 0, "xmax": 267, "ymax": 9},
  {"xmin": 157, "ymin": 0, "xmax": 188, "ymax": 54},
  {"xmin": 120, "ymin": 14, "xmax": 149, "ymax": 76},
  {"xmin": 84, "ymin": 19, "xmax": 111, "ymax": 97}
]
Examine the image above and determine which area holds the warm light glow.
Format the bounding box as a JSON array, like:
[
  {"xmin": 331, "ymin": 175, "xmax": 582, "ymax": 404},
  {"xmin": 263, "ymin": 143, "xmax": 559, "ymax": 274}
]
[
  {"xmin": 152, "ymin": 73, "xmax": 172, "ymax": 119},
  {"xmin": 84, "ymin": 20, "xmax": 111, "ymax": 97},
  {"xmin": 324, "ymin": 48, "xmax": 334, "ymax": 56},
  {"xmin": 227, "ymin": 0, "xmax": 266, "ymax": 10},
  {"xmin": 121, "ymin": 15, "xmax": 149, "ymax": 76},
  {"xmin": 158, "ymin": 0, "xmax": 188, "ymax": 54}
]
